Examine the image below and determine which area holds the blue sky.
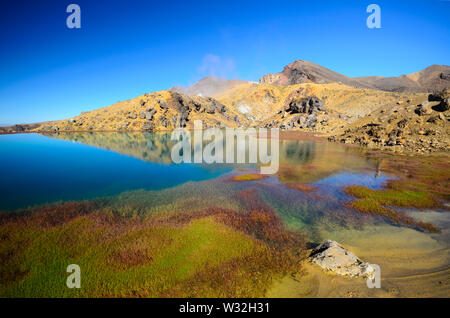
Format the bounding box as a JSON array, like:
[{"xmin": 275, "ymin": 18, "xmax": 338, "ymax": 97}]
[{"xmin": 0, "ymin": 0, "xmax": 449, "ymax": 125}]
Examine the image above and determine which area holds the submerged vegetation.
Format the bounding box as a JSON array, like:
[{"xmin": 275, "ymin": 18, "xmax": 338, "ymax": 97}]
[
  {"xmin": 343, "ymin": 153, "xmax": 450, "ymax": 233},
  {"xmin": 286, "ymin": 183, "xmax": 317, "ymax": 192},
  {"xmin": 347, "ymin": 198, "xmax": 440, "ymax": 233},
  {"xmin": 231, "ymin": 173, "xmax": 266, "ymax": 182},
  {"xmin": 0, "ymin": 131, "xmax": 449, "ymax": 298},
  {"xmin": 0, "ymin": 188, "xmax": 306, "ymax": 297}
]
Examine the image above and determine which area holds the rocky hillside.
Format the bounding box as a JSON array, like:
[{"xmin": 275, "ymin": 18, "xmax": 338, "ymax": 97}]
[
  {"xmin": 329, "ymin": 88, "xmax": 450, "ymax": 153},
  {"xmin": 216, "ymin": 82, "xmax": 426, "ymax": 134},
  {"xmin": 31, "ymin": 81, "xmax": 426, "ymax": 136},
  {"xmin": 35, "ymin": 90, "xmax": 243, "ymax": 133},
  {"xmin": 169, "ymin": 76, "xmax": 249, "ymax": 97},
  {"xmin": 6, "ymin": 67, "xmax": 446, "ymax": 154},
  {"xmin": 260, "ymin": 60, "xmax": 450, "ymax": 93}
]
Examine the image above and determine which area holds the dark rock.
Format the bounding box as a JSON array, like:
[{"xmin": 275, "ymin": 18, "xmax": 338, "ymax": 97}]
[
  {"xmin": 285, "ymin": 96, "xmax": 324, "ymax": 115},
  {"xmin": 157, "ymin": 99, "xmax": 169, "ymax": 110},
  {"xmin": 415, "ymin": 105, "xmax": 428, "ymax": 116},
  {"xmin": 397, "ymin": 119, "xmax": 408, "ymax": 128},
  {"xmin": 303, "ymin": 113, "xmax": 317, "ymax": 128},
  {"xmin": 176, "ymin": 112, "xmax": 189, "ymax": 128},
  {"xmin": 429, "ymin": 88, "xmax": 450, "ymax": 112},
  {"xmin": 119, "ymin": 122, "xmax": 130, "ymax": 130},
  {"xmin": 12, "ymin": 125, "xmax": 25, "ymax": 132},
  {"xmin": 159, "ymin": 115, "xmax": 169, "ymax": 128},
  {"xmin": 427, "ymin": 115, "xmax": 442, "ymax": 123},
  {"xmin": 204, "ymin": 97, "xmax": 227, "ymax": 114},
  {"xmin": 440, "ymin": 72, "xmax": 450, "ymax": 80},
  {"xmin": 142, "ymin": 121, "xmax": 154, "ymax": 131}
]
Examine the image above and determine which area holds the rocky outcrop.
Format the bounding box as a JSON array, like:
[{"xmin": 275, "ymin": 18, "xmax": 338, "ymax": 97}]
[
  {"xmin": 285, "ymin": 96, "xmax": 324, "ymax": 115},
  {"xmin": 278, "ymin": 95, "xmax": 325, "ymax": 130},
  {"xmin": 429, "ymin": 88, "xmax": 450, "ymax": 112},
  {"xmin": 330, "ymin": 94, "xmax": 450, "ymax": 153},
  {"xmin": 310, "ymin": 240, "xmax": 375, "ymax": 278}
]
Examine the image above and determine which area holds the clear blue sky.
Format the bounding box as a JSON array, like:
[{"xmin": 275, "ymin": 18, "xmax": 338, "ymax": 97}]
[{"xmin": 0, "ymin": 0, "xmax": 449, "ymax": 125}]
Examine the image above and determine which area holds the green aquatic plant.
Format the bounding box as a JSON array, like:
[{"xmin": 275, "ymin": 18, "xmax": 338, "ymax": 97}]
[
  {"xmin": 348, "ymin": 198, "xmax": 440, "ymax": 233},
  {"xmin": 345, "ymin": 186, "xmax": 436, "ymax": 209},
  {"xmin": 0, "ymin": 196, "xmax": 306, "ymax": 297}
]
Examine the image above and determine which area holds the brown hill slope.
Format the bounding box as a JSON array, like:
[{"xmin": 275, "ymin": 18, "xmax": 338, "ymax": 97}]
[
  {"xmin": 215, "ymin": 82, "xmax": 425, "ymax": 133},
  {"xmin": 260, "ymin": 60, "xmax": 450, "ymax": 93},
  {"xmin": 355, "ymin": 65, "xmax": 450, "ymax": 92},
  {"xmin": 32, "ymin": 82, "xmax": 425, "ymax": 135},
  {"xmin": 259, "ymin": 60, "xmax": 369, "ymax": 88},
  {"xmin": 34, "ymin": 90, "xmax": 244, "ymax": 133}
]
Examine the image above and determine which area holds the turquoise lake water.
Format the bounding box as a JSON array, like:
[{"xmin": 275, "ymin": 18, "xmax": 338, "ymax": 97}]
[{"xmin": 0, "ymin": 132, "xmax": 385, "ymax": 211}]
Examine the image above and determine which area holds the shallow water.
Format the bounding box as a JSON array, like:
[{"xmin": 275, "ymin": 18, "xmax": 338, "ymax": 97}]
[{"xmin": 0, "ymin": 131, "xmax": 448, "ymax": 296}]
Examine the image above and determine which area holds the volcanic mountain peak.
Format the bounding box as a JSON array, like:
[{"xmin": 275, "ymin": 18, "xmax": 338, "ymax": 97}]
[
  {"xmin": 260, "ymin": 60, "xmax": 450, "ymax": 93},
  {"xmin": 169, "ymin": 76, "xmax": 249, "ymax": 97},
  {"xmin": 259, "ymin": 60, "xmax": 369, "ymax": 88}
]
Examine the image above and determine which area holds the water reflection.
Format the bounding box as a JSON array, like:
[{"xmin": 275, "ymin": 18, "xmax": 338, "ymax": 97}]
[{"xmin": 42, "ymin": 132, "xmax": 375, "ymax": 176}]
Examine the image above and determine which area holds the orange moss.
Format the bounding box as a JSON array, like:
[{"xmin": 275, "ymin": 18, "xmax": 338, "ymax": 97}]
[
  {"xmin": 111, "ymin": 248, "xmax": 152, "ymax": 269},
  {"xmin": 231, "ymin": 173, "xmax": 266, "ymax": 182},
  {"xmin": 286, "ymin": 183, "xmax": 317, "ymax": 192}
]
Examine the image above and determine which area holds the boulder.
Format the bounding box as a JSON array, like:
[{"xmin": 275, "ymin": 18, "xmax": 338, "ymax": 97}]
[
  {"xmin": 159, "ymin": 115, "xmax": 169, "ymax": 128},
  {"xmin": 142, "ymin": 121, "xmax": 154, "ymax": 131},
  {"xmin": 309, "ymin": 240, "xmax": 375, "ymax": 278},
  {"xmin": 285, "ymin": 96, "xmax": 324, "ymax": 115},
  {"xmin": 303, "ymin": 113, "xmax": 317, "ymax": 128},
  {"xmin": 414, "ymin": 105, "xmax": 432, "ymax": 116},
  {"xmin": 118, "ymin": 121, "xmax": 130, "ymax": 130},
  {"xmin": 397, "ymin": 118, "xmax": 408, "ymax": 128},
  {"xmin": 157, "ymin": 99, "xmax": 169, "ymax": 110},
  {"xmin": 204, "ymin": 98, "xmax": 227, "ymax": 114},
  {"xmin": 429, "ymin": 88, "xmax": 450, "ymax": 112},
  {"xmin": 176, "ymin": 112, "xmax": 189, "ymax": 128},
  {"xmin": 143, "ymin": 108, "xmax": 156, "ymax": 120}
]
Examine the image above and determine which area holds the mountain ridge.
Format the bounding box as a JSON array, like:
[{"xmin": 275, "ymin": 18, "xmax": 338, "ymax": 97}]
[{"xmin": 259, "ymin": 60, "xmax": 450, "ymax": 93}]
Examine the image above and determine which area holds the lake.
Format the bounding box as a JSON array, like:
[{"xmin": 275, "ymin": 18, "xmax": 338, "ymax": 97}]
[{"xmin": 0, "ymin": 131, "xmax": 448, "ymax": 297}]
